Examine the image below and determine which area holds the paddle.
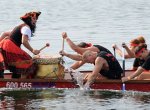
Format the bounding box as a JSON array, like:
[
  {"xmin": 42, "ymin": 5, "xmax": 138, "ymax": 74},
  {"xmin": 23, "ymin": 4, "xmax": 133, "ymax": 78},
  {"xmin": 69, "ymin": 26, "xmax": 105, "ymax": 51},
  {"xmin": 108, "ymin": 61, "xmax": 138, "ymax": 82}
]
[
  {"xmin": 61, "ymin": 38, "xmax": 66, "ymax": 65},
  {"xmin": 62, "ymin": 38, "xmax": 64, "ymax": 52},
  {"xmin": 39, "ymin": 43, "xmax": 50, "ymax": 52},
  {"xmin": 122, "ymin": 42, "xmax": 125, "ymax": 77},
  {"xmin": 113, "ymin": 47, "xmax": 116, "ymax": 58},
  {"xmin": 68, "ymin": 68, "xmax": 77, "ymax": 84},
  {"xmin": 61, "ymin": 38, "xmax": 78, "ymax": 85},
  {"xmin": 122, "ymin": 42, "xmax": 126, "ymax": 92}
]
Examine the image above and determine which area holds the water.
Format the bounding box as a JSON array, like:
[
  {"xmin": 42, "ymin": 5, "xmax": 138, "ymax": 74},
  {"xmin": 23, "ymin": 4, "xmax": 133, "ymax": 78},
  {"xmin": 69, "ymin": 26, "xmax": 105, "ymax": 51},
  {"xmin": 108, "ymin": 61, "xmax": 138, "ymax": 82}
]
[
  {"xmin": 0, "ymin": 89, "xmax": 150, "ymax": 110},
  {"xmin": 0, "ymin": 0, "xmax": 150, "ymax": 109}
]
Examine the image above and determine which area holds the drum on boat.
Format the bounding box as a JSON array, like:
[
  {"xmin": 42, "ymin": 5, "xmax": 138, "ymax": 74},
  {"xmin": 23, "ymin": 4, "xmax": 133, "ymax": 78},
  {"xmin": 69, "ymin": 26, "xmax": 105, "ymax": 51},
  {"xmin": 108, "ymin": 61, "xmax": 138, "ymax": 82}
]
[{"xmin": 34, "ymin": 55, "xmax": 65, "ymax": 79}]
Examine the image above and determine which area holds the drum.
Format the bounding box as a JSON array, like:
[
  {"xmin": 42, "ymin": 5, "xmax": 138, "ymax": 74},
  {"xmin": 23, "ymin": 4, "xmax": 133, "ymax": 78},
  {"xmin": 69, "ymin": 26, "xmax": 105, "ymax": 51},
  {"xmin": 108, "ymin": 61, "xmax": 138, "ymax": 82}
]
[{"xmin": 34, "ymin": 55, "xmax": 65, "ymax": 79}]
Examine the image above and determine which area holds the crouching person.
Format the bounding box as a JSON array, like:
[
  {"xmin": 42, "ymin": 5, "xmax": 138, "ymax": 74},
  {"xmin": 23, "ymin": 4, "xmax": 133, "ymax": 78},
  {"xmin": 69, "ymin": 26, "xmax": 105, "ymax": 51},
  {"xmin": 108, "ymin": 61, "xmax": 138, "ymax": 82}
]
[
  {"xmin": 82, "ymin": 50, "xmax": 123, "ymax": 89},
  {"xmin": 60, "ymin": 50, "xmax": 123, "ymax": 89}
]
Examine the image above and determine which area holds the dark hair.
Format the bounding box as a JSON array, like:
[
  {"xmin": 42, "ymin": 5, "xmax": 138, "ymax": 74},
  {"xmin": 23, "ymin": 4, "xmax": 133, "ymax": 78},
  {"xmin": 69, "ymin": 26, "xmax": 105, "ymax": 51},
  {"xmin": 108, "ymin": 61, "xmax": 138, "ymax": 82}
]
[
  {"xmin": 22, "ymin": 18, "xmax": 36, "ymax": 35},
  {"xmin": 130, "ymin": 38, "xmax": 140, "ymax": 45},
  {"xmin": 137, "ymin": 36, "xmax": 146, "ymax": 43},
  {"xmin": 20, "ymin": 11, "xmax": 41, "ymax": 36},
  {"xmin": 135, "ymin": 43, "xmax": 147, "ymax": 55},
  {"xmin": 77, "ymin": 42, "xmax": 92, "ymax": 48}
]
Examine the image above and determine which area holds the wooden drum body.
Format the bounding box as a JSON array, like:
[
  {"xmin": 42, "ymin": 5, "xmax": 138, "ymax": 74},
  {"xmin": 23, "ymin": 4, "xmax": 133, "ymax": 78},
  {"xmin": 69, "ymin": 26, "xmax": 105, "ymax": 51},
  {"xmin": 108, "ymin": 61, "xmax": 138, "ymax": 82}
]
[{"xmin": 34, "ymin": 56, "xmax": 64, "ymax": 79}]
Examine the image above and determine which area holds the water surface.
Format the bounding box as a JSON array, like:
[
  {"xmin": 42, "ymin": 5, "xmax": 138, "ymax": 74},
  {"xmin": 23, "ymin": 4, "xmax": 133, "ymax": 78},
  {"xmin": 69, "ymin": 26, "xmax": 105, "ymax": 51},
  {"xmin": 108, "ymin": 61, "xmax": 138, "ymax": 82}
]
[{"xmin": 0, "ymin": 89, "xmax": 150, "ymax": 110}]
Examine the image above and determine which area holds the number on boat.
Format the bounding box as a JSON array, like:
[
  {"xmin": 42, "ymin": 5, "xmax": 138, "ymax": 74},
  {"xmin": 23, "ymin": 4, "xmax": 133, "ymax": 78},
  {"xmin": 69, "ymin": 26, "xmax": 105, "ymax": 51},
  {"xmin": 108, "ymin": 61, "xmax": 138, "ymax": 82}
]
[{"xmin": 6, "ymin": 82, "xmax": 32, "ymax": 88}]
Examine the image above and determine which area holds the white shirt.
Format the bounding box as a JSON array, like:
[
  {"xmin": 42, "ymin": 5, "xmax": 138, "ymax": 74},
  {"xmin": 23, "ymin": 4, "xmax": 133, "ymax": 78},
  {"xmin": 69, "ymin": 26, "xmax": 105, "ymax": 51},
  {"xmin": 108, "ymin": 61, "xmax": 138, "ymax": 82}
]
[{"xmin": 21, "ymin": 26, "xmax": 31, "ymax": 40}]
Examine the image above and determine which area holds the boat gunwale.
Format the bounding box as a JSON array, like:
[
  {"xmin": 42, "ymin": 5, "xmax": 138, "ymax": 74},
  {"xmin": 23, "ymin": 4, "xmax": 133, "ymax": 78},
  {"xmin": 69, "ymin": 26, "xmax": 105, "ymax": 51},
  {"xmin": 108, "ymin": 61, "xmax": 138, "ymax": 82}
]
[
  {"xmin": 0, "ymin": 78, "xmax": 150, "ymax": 84},
  {"xmin": 1, "ymin": 70, "xmax": 150, "ymax": 84}
]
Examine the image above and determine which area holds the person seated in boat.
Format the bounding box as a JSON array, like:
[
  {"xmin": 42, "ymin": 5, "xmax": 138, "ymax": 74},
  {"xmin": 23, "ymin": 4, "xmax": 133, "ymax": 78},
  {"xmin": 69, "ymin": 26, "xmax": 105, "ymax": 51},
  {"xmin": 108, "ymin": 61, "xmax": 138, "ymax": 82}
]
[
  {"xmin": 62, "ymin": 32, "xmax": 112, "ymax": 55},
  {"xmin": 122, "ymin": 43, "xmax": 150, "ymax": 82},
  {"xmin": 123, "ymin": 36, "xmax": 146, "ymax": 70},
  {"xmin": 61, "ymin": 32, "xmax": 113, "ymax": 70},
  {"xmin": 132, "ymin": 36, "xmax": 146, "ymax": 70},
  {"xmin": 112, "ymin": 36, "xmax": 146, "ymax": 70},
  {"xmin": 60, "ymin": 50, "xmax": 123, "ymax": 88},
  {"xmin": 112, "ymin": 36, "xmax": 146, "ymax": 58},
  {"xmin": 0, "ymin": 11, "xmax": 41, "ymax": 78},
  {"xmin": 112, "ymin": 38, "xmax": 140, "ymax": 58}
]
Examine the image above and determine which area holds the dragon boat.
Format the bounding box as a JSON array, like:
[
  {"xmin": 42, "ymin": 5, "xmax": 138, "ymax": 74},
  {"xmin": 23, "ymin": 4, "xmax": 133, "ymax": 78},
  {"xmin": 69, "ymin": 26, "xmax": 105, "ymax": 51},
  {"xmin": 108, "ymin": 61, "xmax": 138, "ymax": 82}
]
[{"xmin": 0, "ymin": 55, "xmax": 150, "ymax": 92}]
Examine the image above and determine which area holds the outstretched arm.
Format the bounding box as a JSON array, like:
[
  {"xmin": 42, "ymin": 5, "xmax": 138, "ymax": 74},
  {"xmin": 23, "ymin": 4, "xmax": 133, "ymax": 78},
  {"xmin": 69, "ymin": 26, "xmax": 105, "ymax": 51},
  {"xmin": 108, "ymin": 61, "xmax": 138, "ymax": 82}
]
[
  {"xmin": 122, "ymin": 43, "xmax": 135, "ymax": 58},
  {"xmin": 84, "ymin": 57, "xmax": 104, "ymax": 87},
  {"xmin": 70, "ymin": 61, "xmax": 85, "ymax": 70},
  {"xmin": 112, "ymin": 43, "xmax": 134, "ymax": 58},
  {"xmin": 62, "ymin": 32, "xmax": 90, "ymax": 54},
  {"xmin": 60, "ymin": 50, "xmax": 83, "ymax": 61},
  {"xmin": 122, "ymin": 66, "xmax": 144, "ymax": 82}
]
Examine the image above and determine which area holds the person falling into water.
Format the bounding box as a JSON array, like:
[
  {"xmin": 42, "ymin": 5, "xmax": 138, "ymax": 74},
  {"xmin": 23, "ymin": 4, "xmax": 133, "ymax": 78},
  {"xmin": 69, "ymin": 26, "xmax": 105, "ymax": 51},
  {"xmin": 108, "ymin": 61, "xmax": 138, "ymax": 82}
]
[{"xmin": 0, "ymin": 11, "xmax": 41, "ymax": 78}]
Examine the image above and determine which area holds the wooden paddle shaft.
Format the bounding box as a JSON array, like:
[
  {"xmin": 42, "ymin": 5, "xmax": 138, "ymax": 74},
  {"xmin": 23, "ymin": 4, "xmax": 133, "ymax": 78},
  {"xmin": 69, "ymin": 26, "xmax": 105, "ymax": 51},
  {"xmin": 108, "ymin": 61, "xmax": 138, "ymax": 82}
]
[
  {"xmin": 113, "ymin": 47, "xmax": 116, "ymax": 58},
  {"xmin": 62, "ymin": 38, "xmax": 64, "ymax": 51},
  {"xmin": 39, "ymin": 43, "xmax": 50, "ymax": 52},
  {"xmin": 122, "ymin": 45, "xmax": 125, "ymax": 77}
]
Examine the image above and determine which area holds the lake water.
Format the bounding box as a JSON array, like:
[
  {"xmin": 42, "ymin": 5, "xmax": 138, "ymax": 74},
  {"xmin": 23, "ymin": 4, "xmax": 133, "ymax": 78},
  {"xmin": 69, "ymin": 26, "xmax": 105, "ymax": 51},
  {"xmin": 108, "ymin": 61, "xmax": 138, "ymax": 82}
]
[
  {"xmin": 0, "ymin": 89, "xmax": 150, "ymax": 110},
  {"xmin": 0, "ymin": 0, "xmax": 150, "ymax": 109}
]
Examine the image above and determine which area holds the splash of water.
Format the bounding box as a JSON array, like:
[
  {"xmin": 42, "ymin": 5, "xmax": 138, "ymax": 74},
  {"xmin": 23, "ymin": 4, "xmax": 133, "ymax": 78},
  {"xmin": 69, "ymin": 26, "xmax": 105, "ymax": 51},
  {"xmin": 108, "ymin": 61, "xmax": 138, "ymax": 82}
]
[{"xmin": 67, "ymin": 68, "xmax": 90, "ymax": 91}]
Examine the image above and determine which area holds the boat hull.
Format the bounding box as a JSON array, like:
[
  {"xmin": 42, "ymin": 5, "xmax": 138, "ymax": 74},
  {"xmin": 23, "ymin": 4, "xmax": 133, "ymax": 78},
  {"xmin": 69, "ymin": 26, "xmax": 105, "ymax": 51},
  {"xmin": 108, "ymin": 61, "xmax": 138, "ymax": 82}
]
[
  {"xmin": 0, "ymin": 70, "xmax": 150, "ymax": 92},
  {"xmin": 0, "ymin": 78, "xmax": 150, "ymax": 92}
]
